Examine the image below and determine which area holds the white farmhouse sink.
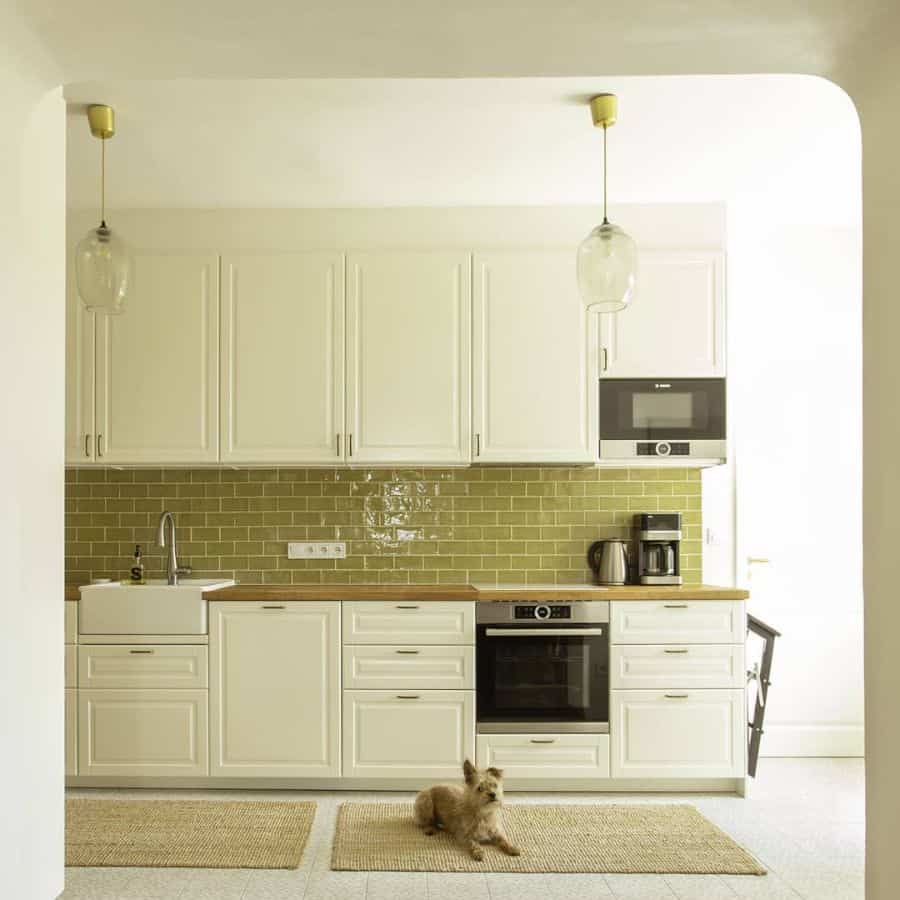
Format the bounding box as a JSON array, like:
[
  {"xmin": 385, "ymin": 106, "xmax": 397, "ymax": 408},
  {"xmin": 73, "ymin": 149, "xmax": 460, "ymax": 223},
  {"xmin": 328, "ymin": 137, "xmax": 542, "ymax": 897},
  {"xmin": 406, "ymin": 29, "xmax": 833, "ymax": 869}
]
[{"xmin": 79, "ymin": 579, "xmax": 235, "ymax": 635}]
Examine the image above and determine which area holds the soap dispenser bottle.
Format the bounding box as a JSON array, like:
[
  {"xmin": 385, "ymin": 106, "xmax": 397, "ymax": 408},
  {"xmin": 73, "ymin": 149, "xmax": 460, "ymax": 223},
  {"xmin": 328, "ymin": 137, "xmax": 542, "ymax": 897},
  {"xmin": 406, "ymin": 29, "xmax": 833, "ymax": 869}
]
[{"xmin": 130, "ymin": 544, "xmax": 146, "ymax": 584}]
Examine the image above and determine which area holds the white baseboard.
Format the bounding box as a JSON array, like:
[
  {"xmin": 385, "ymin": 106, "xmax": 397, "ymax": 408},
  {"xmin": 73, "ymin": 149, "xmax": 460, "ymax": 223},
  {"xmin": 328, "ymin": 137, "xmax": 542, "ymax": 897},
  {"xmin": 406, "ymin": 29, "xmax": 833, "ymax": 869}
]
[{"xmin": 760, "ymin": 723, "xmax": 864, "ymax": 757}]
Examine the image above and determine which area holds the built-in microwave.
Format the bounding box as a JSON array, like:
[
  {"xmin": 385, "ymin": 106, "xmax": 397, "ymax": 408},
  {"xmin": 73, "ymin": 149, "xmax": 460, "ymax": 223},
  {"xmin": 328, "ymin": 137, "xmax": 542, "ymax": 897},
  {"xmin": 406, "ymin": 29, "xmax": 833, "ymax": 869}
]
[{"xmin": 598, "ymin": 378, "xmax": 726, "ymax": 461}]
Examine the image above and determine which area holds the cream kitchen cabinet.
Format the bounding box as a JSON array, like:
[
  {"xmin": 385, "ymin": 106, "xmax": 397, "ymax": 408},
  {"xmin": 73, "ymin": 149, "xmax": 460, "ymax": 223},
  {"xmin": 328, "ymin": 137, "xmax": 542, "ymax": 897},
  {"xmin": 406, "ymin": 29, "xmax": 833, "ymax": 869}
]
[
  {"xmin": 343, "ymin": 689, "xmax": 474, "ymax": 779},
  {"xmin": 610, "ymin": 600, "xmax": 745, "ymax": 645},
  {"xmin": 209, "ymin": 601, "xmax": 340, "ymax": 777},
  {"xmin": 476, "ymin": 733, "xmax": 610, "ymax": 780},
  {"xmin": 342, "ymin": 600, "xmax": 475, "ymax": 645},
  {"xmin": 65, "ymin": 277, "xmax": 96, "ymax": 463},
  {"xmin": 346, "ymin": 250, "xmax": 471, "ymax": 464},
  {"xmin": 220, "ymin": 252, "xmax": 345, "ymax": 463},
  {"xmin": 600, "ymin": 249, "xmax": 725, "ymax": 378},
  {"xmin": 610, "ymin": 689, "xmax": 745, "ymax": 778},
  {"xmin": 472, "ymin": 250, "xmax": 598, "ymax": 462}
]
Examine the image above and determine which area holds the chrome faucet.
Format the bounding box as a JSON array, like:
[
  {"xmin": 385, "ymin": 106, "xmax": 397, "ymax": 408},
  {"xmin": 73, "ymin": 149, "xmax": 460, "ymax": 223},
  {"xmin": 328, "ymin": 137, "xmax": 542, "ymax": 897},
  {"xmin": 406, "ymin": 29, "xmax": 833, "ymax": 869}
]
[{"xmin": 156, "ymin": 510, "xmax": 192, "ymax": 585}]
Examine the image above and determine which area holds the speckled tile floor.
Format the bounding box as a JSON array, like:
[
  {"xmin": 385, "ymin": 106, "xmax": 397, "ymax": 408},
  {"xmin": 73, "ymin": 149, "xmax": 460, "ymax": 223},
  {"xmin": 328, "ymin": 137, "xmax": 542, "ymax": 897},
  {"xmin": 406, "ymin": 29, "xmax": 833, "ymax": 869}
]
[{"xmin": 60, "ymin": 758, "xmax": 864, "ymax": 900}]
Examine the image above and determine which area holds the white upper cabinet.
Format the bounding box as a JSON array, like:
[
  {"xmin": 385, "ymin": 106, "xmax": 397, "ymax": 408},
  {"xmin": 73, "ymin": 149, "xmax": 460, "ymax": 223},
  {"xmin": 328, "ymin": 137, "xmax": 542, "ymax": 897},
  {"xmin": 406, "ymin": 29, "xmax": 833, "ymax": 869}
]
[
  {"xmin": 65, "ymin": 267, "xmax": 96, "ymax": 464},
  {"xmin": 221, "ymin": 253, "xmax": 345, "ymax": 464},
  {"xmin": 95, "ymin": 252, "xmax": 220, "ymax": 464},
  {"xmin": 473, "ymin": 251, "xmax": 597, "ymax": 462},
  {"xmin": 346, "ymin": 250, "xmax": 471, "ymax": 464},
  {"xmin": 600, "ymin": 250, "xmax": 725, "ymax": 378}
]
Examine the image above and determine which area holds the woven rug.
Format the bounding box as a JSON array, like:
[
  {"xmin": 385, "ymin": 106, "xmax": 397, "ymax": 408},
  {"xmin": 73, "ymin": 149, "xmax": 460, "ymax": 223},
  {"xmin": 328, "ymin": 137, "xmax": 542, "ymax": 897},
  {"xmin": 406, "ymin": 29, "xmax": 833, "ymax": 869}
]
[
  {"xmin": 66, "ymin": 799, "xmax": 316, "ymax": 868},
  {"xmin": 331, "ymin": 802, "xmax": 766, "ymax": 875}
]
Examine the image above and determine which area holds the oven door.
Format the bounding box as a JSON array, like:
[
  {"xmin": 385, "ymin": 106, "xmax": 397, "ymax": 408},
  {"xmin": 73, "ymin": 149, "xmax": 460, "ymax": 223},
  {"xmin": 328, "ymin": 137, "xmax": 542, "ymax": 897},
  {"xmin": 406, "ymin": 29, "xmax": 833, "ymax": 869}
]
[
  {"xmin": 599, "ymin": 378, "xmax": 725, "ymax": 442},
  {"xmin": 476, "ymin": 624, "xmax": 609, "ymax": 733}
]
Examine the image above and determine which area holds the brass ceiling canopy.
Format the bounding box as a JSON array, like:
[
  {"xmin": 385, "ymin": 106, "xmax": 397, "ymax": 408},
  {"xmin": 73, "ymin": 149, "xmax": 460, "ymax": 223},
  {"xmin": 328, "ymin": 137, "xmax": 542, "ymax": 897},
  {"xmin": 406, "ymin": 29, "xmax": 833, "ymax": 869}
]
[
  {"xmin": 589, "ymin": 94, "xmax": 617, "ymax": 129},
  {"xmin": 87, "ymin": 104, "xmax": 116, "ymax": 140}
]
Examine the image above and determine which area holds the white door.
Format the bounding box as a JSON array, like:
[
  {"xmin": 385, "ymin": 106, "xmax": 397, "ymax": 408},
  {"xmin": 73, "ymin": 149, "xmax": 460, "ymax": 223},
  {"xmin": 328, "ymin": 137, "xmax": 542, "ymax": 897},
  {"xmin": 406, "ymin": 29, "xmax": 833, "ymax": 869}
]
[
  {"xmin": 600, "ymin": 250, "xmax": 725, "ymax": 378},
  {"xmin": 343, "ymin": 690, "xmax": 474, "ymax": 779},
  {"xmin": 95, "ymin": 252, "xmax": 219, "ymax": 463},
  {"xmin": 221, "ymin": 252, "xmax": 345, "ymax": 463},
  {"xmin": 346, "ymin": 250, "xmax": 471, "ymax": 464},
  {"xmin": 65, "ymin": 269, "xmax": 96, "ymax": 463},
  {"xmin": 209, "ymin": 601, "xmax": 340, "ymax": 777},
  {"xmin": 610, "ymin": 689, "xmax": 744, "ymax": 778},
  {"xmin": 78, "ymin": 689, "xmax": 208, "ymax": 777},
  {"xmin": 473, "ymin": 251, "xmax": 597, "ymax": 462}
]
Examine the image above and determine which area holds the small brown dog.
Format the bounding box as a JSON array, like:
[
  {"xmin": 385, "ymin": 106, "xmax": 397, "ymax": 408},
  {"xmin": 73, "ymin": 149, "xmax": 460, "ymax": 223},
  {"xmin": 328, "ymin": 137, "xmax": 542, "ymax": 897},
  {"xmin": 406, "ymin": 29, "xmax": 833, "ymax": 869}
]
[{"xmin": 413, "ymin": 759, "xmax": 520, "ymax": 861}]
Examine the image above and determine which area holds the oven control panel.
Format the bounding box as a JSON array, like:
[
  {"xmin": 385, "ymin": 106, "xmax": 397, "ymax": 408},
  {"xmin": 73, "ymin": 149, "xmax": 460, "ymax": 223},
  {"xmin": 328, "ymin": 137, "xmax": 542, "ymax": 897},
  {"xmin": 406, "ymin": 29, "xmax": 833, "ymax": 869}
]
[{"xmin": 514, "ymin": 604, "xmax": 572, "ymax": 620}]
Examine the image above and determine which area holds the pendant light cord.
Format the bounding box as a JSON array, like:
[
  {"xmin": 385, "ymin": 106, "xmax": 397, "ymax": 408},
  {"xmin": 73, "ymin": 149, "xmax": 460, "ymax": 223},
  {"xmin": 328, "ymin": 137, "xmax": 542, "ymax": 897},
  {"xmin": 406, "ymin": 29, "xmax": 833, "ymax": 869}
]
[
  {"xmin": 602, "ymin": 125, "xmax": 609, "ymax": 226},
  {"xmin": 100, "ymin": 137, "xmax": 107, "ymax": 229}
]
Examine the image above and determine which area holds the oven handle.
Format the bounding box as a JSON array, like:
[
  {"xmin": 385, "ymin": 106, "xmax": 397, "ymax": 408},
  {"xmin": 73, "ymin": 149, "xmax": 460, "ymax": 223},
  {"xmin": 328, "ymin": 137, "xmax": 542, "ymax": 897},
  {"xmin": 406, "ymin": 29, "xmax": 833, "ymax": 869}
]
[{"xmin": 483, "ymin": 628, "xmax": 606, "ymax": 637}]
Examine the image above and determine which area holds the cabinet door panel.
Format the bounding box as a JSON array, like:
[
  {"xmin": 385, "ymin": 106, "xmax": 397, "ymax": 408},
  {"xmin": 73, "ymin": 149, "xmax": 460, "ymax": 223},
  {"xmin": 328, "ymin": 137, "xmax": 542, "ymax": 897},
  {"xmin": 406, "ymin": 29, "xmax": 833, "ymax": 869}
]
[
  {"xmin": 610, "ymin": 689, "xmax": 744, "ymax": 778},
  {"xmin": 342, "ymin": 601, "xmax": 475, "ymax": 645},
  {"xmin": 343, "ymin": 645, "xmax": 474, "ymax": 690},
  {"xmin": 473, "ymin": 251, "xmax": 597, "ymax": 462},
  {"xmin": 346, "ymin": 251, "xmax": 470, "ymax": 464},
  {"xmin": 78, "ymin": 689, "xmax": 208, "ymax": 777},
  {"xmin": 221, "ymin": 253, "xmax": 345, "ymax": 463},
  {"xmin": 95, "ymin": 252, "xmax": 219, "ymax": 463},
  {"xmin": 65, "ymin": 267, "xmax": 96, "ymax": 463},
  {"xmin": 65, "ymin": 688, "xmax": 77, "ymax": 777},
  {"xmin": 475, "ymin": 733, "xmax": 609, "ymax": 780},
  {"xmin": 79, "ymin": 645, "xmax": 208, "ymax": 690},
  {"xmin": 209, "ymin": 601, "xmax": 340, "ymax": 777},
  {"xmin": 611, "ymin": 644, "xmax": 745, "ymax": 689},
  {"xmin": 610, "ymin": 600, "xmax": 745, "ymax": 644},
  {"xmin": 343, "ymin": 690, "xmax": 474, "ymax": 779},
  {"xmin": 601, "ymin": 250, "xmax": 725, "ymax": 378}
]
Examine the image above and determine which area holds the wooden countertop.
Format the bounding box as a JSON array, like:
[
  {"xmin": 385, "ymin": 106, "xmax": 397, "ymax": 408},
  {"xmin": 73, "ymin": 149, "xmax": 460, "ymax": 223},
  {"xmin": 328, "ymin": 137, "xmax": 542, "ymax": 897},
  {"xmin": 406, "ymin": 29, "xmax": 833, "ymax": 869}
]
[{"xmin": 67, "ymin": 582, "xmax": 746, "ymax": 601}]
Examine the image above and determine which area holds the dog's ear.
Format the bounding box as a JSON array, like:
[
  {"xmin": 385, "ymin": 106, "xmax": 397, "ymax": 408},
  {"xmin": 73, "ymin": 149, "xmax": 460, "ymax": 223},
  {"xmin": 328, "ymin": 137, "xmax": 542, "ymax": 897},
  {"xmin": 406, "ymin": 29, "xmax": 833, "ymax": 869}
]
[
  {"xmin": 463, "ymin": 759, "xmax": 477, "ymax": 785},
  {"xmin": 486, "ymin": 766, "xmax": 504, "ymax": 780}
]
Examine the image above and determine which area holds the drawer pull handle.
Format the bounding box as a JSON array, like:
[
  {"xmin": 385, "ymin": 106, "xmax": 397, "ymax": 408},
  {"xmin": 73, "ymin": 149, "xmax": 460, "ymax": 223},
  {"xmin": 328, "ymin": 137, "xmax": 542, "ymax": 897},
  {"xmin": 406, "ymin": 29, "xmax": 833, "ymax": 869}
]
[
  {"xmin": 129, "ymin": 649, "xmax": 154, "ymax": 654},
  {"xmin": 664, "ymin": 648, "xmax": 689, "ymax": 654},
  {"xmin": 396, "ymin": 650, "xmax": 420, "ymax": 655},
  {"xmin": 262, "ymin": 605, "xmax": 286, "ymax": 610},
  {"xmin": 664, "ymin": 604, "xmax": 688, "ymax": 609},
  {"xmin": 396, "ymin": 605, "xmax": 420, "ymax": 610},
  {"xmin": 530, "ymin": 738, "xmax": 557, "ymax": 744},
  {"xmin": 396, "ymin": 694, "xmax": 420, "ymax": 700},
  {"xmin": 664, "ymin": 693, "xmax": 689, "ymax": 699}
]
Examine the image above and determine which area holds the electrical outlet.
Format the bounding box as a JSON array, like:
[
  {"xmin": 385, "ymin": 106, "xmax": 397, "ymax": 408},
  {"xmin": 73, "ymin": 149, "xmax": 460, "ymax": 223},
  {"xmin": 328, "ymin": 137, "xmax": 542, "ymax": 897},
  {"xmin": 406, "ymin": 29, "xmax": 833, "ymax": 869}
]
[{"xmin": 287, "ymin": 541, "xmax": 347, "ymax": 559}]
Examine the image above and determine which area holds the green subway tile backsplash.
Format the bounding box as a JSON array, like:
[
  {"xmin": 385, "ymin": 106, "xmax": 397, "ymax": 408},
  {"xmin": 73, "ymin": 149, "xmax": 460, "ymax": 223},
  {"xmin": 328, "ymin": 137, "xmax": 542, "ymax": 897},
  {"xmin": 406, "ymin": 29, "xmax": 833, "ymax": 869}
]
[{"xmin": 64, "ymin": 467, "xmax": 703, "ymax": 586}]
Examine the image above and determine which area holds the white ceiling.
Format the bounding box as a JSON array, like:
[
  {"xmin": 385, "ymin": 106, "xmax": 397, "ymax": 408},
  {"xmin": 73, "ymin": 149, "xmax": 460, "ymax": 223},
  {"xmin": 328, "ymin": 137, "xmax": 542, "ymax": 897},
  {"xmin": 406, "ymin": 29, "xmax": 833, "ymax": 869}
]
[{"xmin": 64, "ymin": 76, "xmax": 860, "ymax": 224}]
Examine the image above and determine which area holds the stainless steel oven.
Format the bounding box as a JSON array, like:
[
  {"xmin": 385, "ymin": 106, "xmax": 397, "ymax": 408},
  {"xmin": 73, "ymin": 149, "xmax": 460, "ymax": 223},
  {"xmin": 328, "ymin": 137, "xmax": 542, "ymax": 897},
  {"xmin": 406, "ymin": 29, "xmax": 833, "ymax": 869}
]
[
  {"xmin": 599, "ymin": 378, "xmax": 726, "ymax": 461},
  {"xmin": 476, "ymin": 601, "xmax": 609, "ymax": 734}
]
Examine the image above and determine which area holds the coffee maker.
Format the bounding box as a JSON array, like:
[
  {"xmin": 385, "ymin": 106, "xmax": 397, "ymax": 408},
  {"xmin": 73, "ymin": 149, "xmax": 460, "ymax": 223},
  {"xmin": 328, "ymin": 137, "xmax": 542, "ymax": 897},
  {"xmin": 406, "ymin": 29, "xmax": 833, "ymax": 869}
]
[{"xmin": 633, "ymin": 512, "xmax": 682, "ymax": 585}]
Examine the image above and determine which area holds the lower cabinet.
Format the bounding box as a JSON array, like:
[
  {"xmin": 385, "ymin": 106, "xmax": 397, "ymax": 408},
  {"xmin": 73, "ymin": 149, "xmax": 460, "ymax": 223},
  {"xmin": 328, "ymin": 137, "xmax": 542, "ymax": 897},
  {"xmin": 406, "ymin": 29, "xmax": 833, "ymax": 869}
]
[
  {"xmin": 209, "ymin": 601, "xmax": 341, "ymax": 777},
  {"xmin": 610, "ymin": 689, "xmax": 745, "ymax": 778},
  {"xmin": 476, "ymin": 733, "xmax": 610, "ymax": 779},
  {"xmin": 343, "ymin": 690, "xmax": 474, "ymax": 779},
  {"xmin": 78, "ymin": 689, "xmax": 208, "ymax": 777}
]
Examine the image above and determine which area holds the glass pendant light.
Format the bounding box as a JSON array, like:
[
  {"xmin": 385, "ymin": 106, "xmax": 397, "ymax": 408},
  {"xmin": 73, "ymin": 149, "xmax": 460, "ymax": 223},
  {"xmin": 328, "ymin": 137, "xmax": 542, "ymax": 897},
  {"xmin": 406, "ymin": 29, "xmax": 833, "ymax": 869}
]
[
  {"xmin": 576, "ymin": 94, "xmax": 637, "ymax": 313},
  {"xmin": 75, "ymin": 105, "xmax": 133, "ymax": 316}
]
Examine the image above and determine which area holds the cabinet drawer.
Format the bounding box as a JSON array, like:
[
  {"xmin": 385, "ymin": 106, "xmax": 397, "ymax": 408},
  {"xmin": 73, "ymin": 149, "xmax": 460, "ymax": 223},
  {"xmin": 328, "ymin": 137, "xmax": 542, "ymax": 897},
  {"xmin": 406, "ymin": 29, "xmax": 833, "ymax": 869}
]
[
  {"xmin": 610, "ymin": 601, "xmax": 744, "ymax": 644},
  {"xmin": 78, "ymin": 689, "xmax": 208, "ymax": 777},
  {"xmin": 79, "ymin": 645, "xmax": 208, "ymax": 689},
  {"xmin": 611, "ymin": 644, "xmax": 745, "ymax": 690},
  {"xmin": 343, "ymin": 689, "xmax": 474, "ymax": 779},
  {"xmin": 342, "ymin": 601, "xmax": 474, "ymax": 645},
  {"xmin": 343, "ymin": 645, "xmax": 474, "ymax": 689},
  {"xmin": 65, "ymin": 645, "xmax": 77, "ymax": 688},
  {"xmin": 65, "ymin": 601, "xmax": 78, "ymax": 644},
  {"xmin": 476, "ymin": 733, "xmax": 609, "ymax": 780},
  {"xmin": 610, "ymin": 689, "xmax": 745, "ymax": 778}
]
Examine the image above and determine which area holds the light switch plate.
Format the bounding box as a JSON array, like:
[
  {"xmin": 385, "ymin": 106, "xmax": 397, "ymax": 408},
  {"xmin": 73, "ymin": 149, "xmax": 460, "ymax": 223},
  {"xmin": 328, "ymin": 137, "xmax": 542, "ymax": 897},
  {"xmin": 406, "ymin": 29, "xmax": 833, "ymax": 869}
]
[{"xmin": 287, "ymin": 541, "xmax": 346, "ymax": 559}]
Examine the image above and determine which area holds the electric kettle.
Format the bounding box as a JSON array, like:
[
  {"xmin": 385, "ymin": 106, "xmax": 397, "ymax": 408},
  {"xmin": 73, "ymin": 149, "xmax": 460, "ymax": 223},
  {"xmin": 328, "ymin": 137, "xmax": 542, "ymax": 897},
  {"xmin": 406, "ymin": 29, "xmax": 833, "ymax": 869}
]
[{"xmin": 587, "ymin": 539, "xmax": 629, "ymax": 585}]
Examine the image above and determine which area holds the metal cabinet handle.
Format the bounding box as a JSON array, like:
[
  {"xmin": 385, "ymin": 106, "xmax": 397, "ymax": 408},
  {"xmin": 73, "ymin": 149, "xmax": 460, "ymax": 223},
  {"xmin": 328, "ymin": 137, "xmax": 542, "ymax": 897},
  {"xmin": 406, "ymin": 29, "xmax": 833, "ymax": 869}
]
[
  {"xmin": 396, "ymin": 649, "xmax": 420, "ymax": 655},
  {"xmin": 530, "ymin": 738, "xmax": 557, "ymax": 744},
  {"xmin": 664, "ymin": 693, "xmax": 689, "ymax": 699},
  {"xmin": 664, "ymin": 604, "xmax": 688, "ymax": 609},
  {"xmin": 348, "ymin": 434, "xmax": 353, "ymax": 457},
  {"xmin": 97, "ymin": 434, "xmax": 103, "ymax": 457},
  {"xmin": 475, "ymin": 433, "xmax": 481, "ymax": 456},
  {"xmin": 747, "ymin": 557, "xmax": 771, "ymax": 565},
  {"xmin": 664, "ymin": 648, "xmax": 689, "ymax": 654},
  {"xmin": 262, "ymin": 605, "xmax": 285, "ymax": 610},
  {"xmin": 129, "ymin": 649, "xmax": 154, "ymax": 654},
  {"xmin": 396, "ymin": 695, "xmax": 420, "ymax": 700},
  {"xmin": 396, "ymin": 605, "xmax": 420, "ymax": 610},
  {"xmin": 84, "ymin": 434, "xmax": 91, "ymax": 458},
  {"xmin": 601, "ymin": 348, "xmax": 608, "ymax": 372},
  {"xmin": 336, "ymin": 433, "xmax": 341, "ymax": 457}
]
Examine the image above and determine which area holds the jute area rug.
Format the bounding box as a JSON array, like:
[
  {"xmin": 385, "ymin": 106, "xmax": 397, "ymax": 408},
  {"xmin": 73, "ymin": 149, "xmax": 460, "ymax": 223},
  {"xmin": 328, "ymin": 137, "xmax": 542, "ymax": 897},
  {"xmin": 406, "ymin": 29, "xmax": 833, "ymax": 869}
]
[
  {"xmin": 66, "ymin": 799, "xmax": 316, "ymax": 868},
  {"xmin": 331, "ymin": 802, "xmax": 766, "ymax": 875}
]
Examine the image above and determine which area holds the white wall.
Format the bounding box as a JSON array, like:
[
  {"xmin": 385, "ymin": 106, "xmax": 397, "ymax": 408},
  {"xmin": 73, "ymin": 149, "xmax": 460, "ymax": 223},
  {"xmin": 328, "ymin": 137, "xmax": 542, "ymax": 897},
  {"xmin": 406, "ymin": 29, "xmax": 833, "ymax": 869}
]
[{"xmin": 0, "ymin": 9, "xmax": 66, "ymax": 899}]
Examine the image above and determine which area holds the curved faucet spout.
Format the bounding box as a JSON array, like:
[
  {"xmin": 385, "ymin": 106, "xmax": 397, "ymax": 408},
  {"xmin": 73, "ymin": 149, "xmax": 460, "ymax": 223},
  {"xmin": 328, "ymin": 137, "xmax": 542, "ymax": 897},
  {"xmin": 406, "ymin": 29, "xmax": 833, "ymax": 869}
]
[{"xmin": 157, "ymin": 511, "xmax": 190, "ymax": 585}]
